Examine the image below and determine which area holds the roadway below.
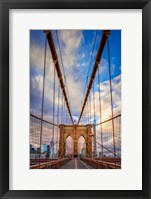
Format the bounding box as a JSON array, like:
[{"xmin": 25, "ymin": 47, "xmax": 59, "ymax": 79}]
[{"xmin": 60, "ymin": 158, "xmax": 92, "ymax": 169}]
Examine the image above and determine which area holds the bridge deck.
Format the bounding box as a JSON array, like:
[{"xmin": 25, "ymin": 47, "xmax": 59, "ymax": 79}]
[{"xmin": 60, "ymin": 158, "xmax": 92, "ymax": 169}]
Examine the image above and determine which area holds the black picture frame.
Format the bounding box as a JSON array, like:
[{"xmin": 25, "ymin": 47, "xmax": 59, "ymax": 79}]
[{"xmin": 0, "ymin": 0, "xmax": 150, "ymax": 198}]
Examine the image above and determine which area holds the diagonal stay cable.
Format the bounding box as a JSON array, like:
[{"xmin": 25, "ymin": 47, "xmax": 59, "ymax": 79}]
[
  {"xmin": 55, "ymin": 31, "xmax": 72, "ymax": 110},
  {"xmin": 44, "ymin": 30, "xmax": 74, "ymax": 125},
  {"xmin": 77, "ymin": 30, "xmax": 110, "ymax": 124},
  {"xmin": 81, "ymin": 30, "xmax": 98, "ymax": 111},
  {"xmin": 96, "ymin": 141, "xmax": 120, "ymax": 158}
]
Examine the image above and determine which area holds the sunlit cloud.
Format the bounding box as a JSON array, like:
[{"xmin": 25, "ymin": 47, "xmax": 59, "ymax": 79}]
[{"xmin": 30, "ymin": 30, "xmax": 121, "ymax": 156}]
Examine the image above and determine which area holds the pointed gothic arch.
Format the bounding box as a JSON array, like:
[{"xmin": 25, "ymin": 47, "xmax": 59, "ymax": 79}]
[
  {"xmin": 59, "ymin": 124, "xmax": 93, "ymax": 157},
  {"xmin": 65, "ymin": 135, "xmax": 74, "ymax": 156},
  {"xmin": 78, "ymin": 135, "xmax": 86, "ymax": 155}
]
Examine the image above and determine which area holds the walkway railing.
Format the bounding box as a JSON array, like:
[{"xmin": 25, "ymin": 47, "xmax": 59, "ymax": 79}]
[
  {"xmin": 80, "ymin": 157, "xmax": 121, "ymax": 169},
  {"xmin": 30, "ymin": 158, "xmax": 71, "ymax": 169}
]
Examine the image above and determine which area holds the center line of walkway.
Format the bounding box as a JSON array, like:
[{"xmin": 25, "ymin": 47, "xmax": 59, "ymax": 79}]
[{"xmin": 75, "ymin": 158, "xmax": 78, "ymax": 169}]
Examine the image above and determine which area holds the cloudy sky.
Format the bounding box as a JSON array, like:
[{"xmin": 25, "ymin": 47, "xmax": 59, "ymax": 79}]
[{"xmin": 30, "ymin": 30, "xmax": 121, "ymax": 155}]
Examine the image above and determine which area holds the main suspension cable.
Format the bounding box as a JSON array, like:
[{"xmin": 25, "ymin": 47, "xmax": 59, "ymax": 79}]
[{"xmin": 77, "ymin": 30, "xmax": 110, "ymax": 124}]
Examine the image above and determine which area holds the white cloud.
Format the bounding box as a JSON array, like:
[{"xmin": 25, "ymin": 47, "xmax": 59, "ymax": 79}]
[
  {"xmin": 30, "ymin": 43, "xmax": 52, "ymax": 71},
  {"xmin": 83, "ymin": 74, "xmax": 121, "ymax": 124},
  {"xmin": 30, "ymin": 31, "xmax": 121, "ymax": 156},
  {"xmin": 30, "ymin": 30, "xmax": 85, "ymax": 118},
  {"xmin": 30, "ymin": 41, "xmax": 121, "ymax": 126},
  {"xmin": 31, "ymin": 75, "xmax": 43, "ymax": 92},
  {"xmin": 58, "ymin": 30, "xmax": 83, "ymax": 68}
]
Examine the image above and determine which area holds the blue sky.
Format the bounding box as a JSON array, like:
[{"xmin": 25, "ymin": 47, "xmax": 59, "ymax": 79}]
[
  {"xmin": 30, "ymin": 30, "xmax": 121, "ymax": 119},
  {"xmin": 30, "ymin": 30, "xmax": 121, "ymax": 154}
]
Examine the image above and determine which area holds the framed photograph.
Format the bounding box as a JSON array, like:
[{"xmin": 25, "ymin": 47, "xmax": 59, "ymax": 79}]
[{"xmin": 0, "ymin": 0, "xmax": 150, "ymax": 198}]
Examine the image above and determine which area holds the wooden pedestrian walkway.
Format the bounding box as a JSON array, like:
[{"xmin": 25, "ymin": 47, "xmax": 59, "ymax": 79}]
[{"xmin": 60, "ymin": 158, "xmax": 92, "ymax": 169}]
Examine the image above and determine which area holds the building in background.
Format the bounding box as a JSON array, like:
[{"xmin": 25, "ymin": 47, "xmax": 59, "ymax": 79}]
[{"xmin": 43, "ymin": 144, "xmax": 47, "ymax": 153}]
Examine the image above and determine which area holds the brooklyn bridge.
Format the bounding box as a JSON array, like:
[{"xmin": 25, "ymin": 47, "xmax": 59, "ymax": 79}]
[{"xmin": 30, "ymin": 29, "xmax": 121, "ymax": 169}]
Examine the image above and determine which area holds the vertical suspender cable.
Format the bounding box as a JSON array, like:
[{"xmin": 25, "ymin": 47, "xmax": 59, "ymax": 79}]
[
  {"xmin": 89, "ymin": 93, "xmax": 91, "ymax": 124},
  {"xmin": 45, "ymin": 30, "xmax": 74, "ymax": 125},
  {"xmin": 57, "ymin": 83, "xmax": 60, "ymax": 151},
  {"xmin": 31, "ymin": 117, "xmax": 33, "ymax": 150},
  {"xmin": 107, "ymin": 38, "xmax": 116, "ymax": 158},
  {"xmin": 56, "ymin": 30, "xmax": 71, "ymax": 110},
  {"xmin": 35, "ymin": 113, "xmax": 37, "ymax": 151},
  {"xmin": 61, "ymin": 92, "xmax": 63, "ymax": 124},
  {"xmin": 77, "ymin": 30, "xmax": 110, "ymax": 124},
  {"xmin": 62, "ymin": 97, "xmax": 65, "ymax": 124},
  {"xmin": 65, "ymin": 103, "xmax": 67, "ymax": 125},
  {"xmin": 64, "ymin": 99, "xmax": 65, "ymax": 124},
  {"xmin": 93, "ymin": 82, "xmax": 96, "ymax": 157},
  {"xmin": 39, "ymin": 38, "xmax": 47, "ymax": 167},
  {"xmin": 87, "ymin": 100, "xmax": 89, "ymax": 124},
  {"xmin": 52, "ymin": 57, "xmax": 56, "ymax": 156},
  {"xmin": 98, "ymin": 65, "xmax": 103, "ymax": 157},
  {"xmin": 119, "ymin": 116, "xmax": 121, "ymax": 157},
  {"xmin": 93, "ymin": 82, "xmax": 96, "ymax": 123},
  {"xmin": 86, "ymin": 77, "xmax": 90, "ymax": 124},
  {"xmin": 33, "ymin": 115, "xmax": 35, "ymax": 154},
  {"xmin": 56, "ymin": 30, "xmax": 73, "ymax": 125},
  {"xmin": 81, "ymin": 30, "xmax": 98, "ymax": 106},
  {"xmin": 64, "ymin": 107, "xmax": 66, "ymax": 126}
]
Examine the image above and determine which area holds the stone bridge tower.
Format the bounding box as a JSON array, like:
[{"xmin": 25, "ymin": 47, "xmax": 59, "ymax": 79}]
[{"xmin": 59, "ymin": 124, "xmax": 92, "ymax": 157}]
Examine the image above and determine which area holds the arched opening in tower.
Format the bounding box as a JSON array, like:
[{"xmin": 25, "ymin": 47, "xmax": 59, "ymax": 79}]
[
  {"xmin": 65, "ymin": 136, "xmax": 74, "ymax": 158},
  {"xmin": 78, "ymin": 135, "xmax": 86, "ymax": 157}
]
